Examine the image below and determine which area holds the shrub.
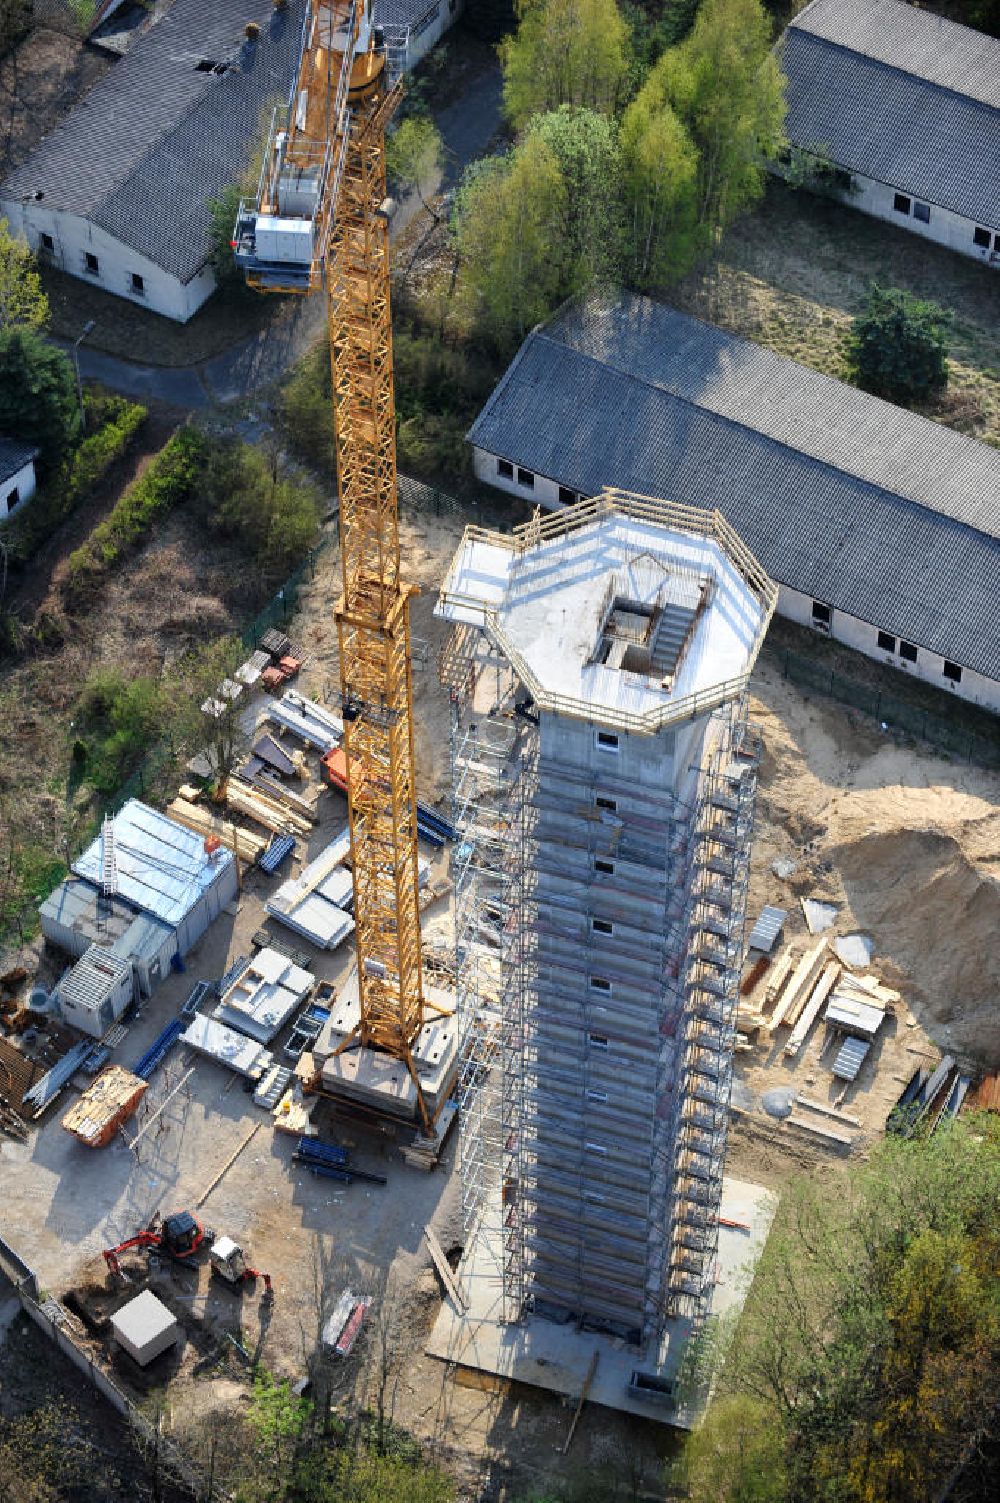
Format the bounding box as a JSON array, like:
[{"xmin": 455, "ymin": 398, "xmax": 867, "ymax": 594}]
[
  {"xmin": 848, "ymin": 284, "xmax": 951, "ymax": 407},
  {"xmin": 199, "ymin": 436, "xmax": 323, "ymax": 574},
  {"xmin": 277, "ymin": 345, "xmax": 336, "ymax": 478},
  {"xmin": 75, "ymin": 666, "xmax": 164, "ymax": 796},
  {"xmin": 64, "ymin": 426, "xmax": 205, "ymax": 602}
]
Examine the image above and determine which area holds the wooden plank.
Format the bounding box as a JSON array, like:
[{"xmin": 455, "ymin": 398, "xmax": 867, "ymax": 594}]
[
  {"xmin": 772, "ymin": 939, "xmax": 829, "ymax": 1031},
  {"xmin": 784, "ymin": 962, "xmax": 840, "ymax": 1058},
  {"xmin": 561, "ymin": 1351, "xmax": 600, "ymax": 1455},
  {"xmin": 762, "ymin": 947, "xmax": 796, "ymax": 1016},
  {"xmin": 787, "ymin": 1114, "xmax": 855, "ymax": 1147},
  {"xmin": 195, "ymin": 1122, "xmax": 261, "ymax": 1207},
  {"xmin": 795, "ymin": 1094, "xmax": 863, "ymax": 1128},
  {"xmin": 425, "ymin": 1226, "xmax": 468, "ymax": 1312}
]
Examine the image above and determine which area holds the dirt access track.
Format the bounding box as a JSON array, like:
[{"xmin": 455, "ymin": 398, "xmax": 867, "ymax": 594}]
[{"xmin": 3, "ymin": 505, "xmax": 999, "ymax": 1496}]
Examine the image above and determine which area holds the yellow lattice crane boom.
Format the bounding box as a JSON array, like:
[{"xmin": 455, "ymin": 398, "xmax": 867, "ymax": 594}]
[{"xmin": 234, "ymin": 2, "xmax": 433, "ymax": 1119}]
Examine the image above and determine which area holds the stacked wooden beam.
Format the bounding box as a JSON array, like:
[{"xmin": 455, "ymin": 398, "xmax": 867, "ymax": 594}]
[
  {"xmin": 225, "ymin": 778, "xmax": 313, "ymax": 837},
  {"xmin": 784, "ymin": 961, "xmax": 841, "ymax": 1057},
  {"xmin": 166, "ymin": 798, "xmax": 268, "ymax": 862},
  {"xmin": 770, "ymin": 939, "xmax": 829, "ymax": 1031}
]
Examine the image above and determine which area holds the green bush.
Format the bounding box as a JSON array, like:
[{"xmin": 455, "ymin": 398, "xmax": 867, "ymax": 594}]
[
  {"xmin": 277, "ymin": 345, "xmax": 336, "ymax": 478},
  {"xmin": 75, "ymin": 666, "xmax": 164, "ymax": 796},
  {"xmin": 848, "ymin": 283, "xmax": 951, "ymax": 407},
  {"xmin": 199, "ymin": 436, "xmax": 324, "ymax": 574},
  {"xmin": 64, "ymin": 426, "xmax": 205, "ymax": 601},
  {"xmin": 0, "ymin": 327, "xmax": 80, "ymax": 475}
]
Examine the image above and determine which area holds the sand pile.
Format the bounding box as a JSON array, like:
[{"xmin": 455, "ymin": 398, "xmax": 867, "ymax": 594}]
[{"xmin": 749, "ymin": 662, "xmax": 1000, "ymax": 1064}]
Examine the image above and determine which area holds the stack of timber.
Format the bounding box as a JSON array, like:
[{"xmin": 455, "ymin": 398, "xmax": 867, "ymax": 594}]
[
  {"xmin": 224, "ymin": 778, "xmax": 313, "ymax": 837},
  {"xmin": 167, "ymin": 797, "xmax": 268, "ymax": 863},
  {"xmin": 762, "ymin": 946, "xmax": 797, "ymax": 1018},
  {"xmin": 770, "ymin": 939, "xmax": 829, "ymax": 1032},
  {"xmin": 62, "ymin": 1066, "xmax": 147, "ymax": 1148},
  {"xmin": 784, "ymin": 961, "xmax": 841, "ymax": 1057}
]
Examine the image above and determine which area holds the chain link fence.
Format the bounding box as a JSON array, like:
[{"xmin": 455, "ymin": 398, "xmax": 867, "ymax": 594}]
[{"xmin": 768, "ymin": 645, "xmax": 1000, "ymax": 769}]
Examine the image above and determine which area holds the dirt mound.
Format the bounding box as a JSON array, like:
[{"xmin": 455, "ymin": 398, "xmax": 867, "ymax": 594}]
[
  {"xmin": 749, "ymin": 663, "xmax": 1000, "ymax": 1067},
  {"xmin": 831, "ymin": 826, "xmax": 1000, "ymax": 1058}
]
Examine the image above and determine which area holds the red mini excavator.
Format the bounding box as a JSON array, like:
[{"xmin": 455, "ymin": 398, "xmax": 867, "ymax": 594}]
[{"xmin": 103, "ymin": 1210, "xmax": 212, "ymax": 1278}]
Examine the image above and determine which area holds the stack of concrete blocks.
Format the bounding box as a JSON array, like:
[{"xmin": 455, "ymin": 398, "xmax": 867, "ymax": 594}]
[{"xmin": 110, "ymin": 1290, "xmax": 180, "ymax": 1367}]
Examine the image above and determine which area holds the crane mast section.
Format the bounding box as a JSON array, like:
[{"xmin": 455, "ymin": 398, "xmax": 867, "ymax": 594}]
[{"xmin": 332, "ymin": 100, "xmax": 424, "ymax": 1055}]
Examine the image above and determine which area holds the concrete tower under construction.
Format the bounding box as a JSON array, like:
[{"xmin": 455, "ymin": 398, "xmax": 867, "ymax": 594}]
[{"xmin": 436, "ymin": 492, "xmax": 775, "ymax": 1351}]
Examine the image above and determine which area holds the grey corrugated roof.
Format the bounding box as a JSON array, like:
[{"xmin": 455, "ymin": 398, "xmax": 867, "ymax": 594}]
[
  {"xmin": 792, "ymin": 0, "xmax": 1000, "ymax": 108},
  {"xmin": 1, "ymin": 0, "xmax": 305, "ymax": 283},
  {"xmin": 374, "ymin": 0, "xmax": 441, "ymax": 26},
  {"xmin": 466, "ymin": 292, "xmax": 1000, "ymax": 682},
  {"xmin": 782, "ymin": 0, "xmax": 1000, "ymax": 226},
  {"xmin": 0, "ymin": 438, "xmax": 39, "ymax": 484}
]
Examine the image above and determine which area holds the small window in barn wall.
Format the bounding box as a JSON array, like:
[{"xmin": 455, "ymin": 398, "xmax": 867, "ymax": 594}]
[
  {"xmin": 131, "ymin": 272, "xmax": 145, "ymax": 295},
  {"xmin": 943, "ymin": 660, "xmax": 963, "ymax": 683},
  {"xmin": 595, "ymin": 857, "xmax": 615, "ymax": 876},
  {"xmin": 974, "ymin": 226, "xmax": 991, "ymax": 248},
  {"xmin": 517, "ymin": 467, "xmax": 535, "ymax": 489},
  {"xmin": 893, "ymin": 192, "xmax": 911, "ymax": 215},
  {"xmin": 592, "ymin": 918, "xmax": 614, "ymax": 936},
  {"xmin": 40, "ymin": 232, "xmax": 54, "ymax": 252},
  {"xmin": 899, "ymin": 640, "xmax": 918, "ymax": 663},
  {"xmin": 84, "ymin": 252, "xmax": 99, "ymax": 275},
  {"xmin": 877, "ymin": 630, "xmax": 896, "ymax": 653},
  {"xmin": 595, "ymin": 794, "xmax": 617, "ymax": 812},
  {"xmin": 811, "ymin": 600, "xmax": 831, "ymax": 632},
  {"xmin": 7, "ymin": 487, "xmax": 18, "ymax": 511},
  {"xmin": 596, "ymin": 730, "xmax": 619, "ymax": 753},
  {"xmin": 497, "ymin": 458, "xmax": 513, "ymax": 480},
  {"xmin": 913, "ymin": 201, "xmax": 931, "ymax": 223},
  {"xmin": 558, "ymin": 485, "xmax": 578, "ymax": 506}
]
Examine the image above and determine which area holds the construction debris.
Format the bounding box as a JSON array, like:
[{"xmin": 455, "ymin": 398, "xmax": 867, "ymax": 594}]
[
  {"xmin": 769, "ymin": 938, "xmax": 829, "ymax": 1032},
  {"xmin": 833, "ymin": 932, "xmax": 875, "ymax": 969},
  {"xmin": 746, "ymin": 904, "xmax": 786, "ymax": 953},
  {"xmin": 784, "ymin": 960, "xmax": 841, "ymax": 1058},
  {"xmin": 800, "ymin": 897, "xmax": 837, "ymax": 934}
]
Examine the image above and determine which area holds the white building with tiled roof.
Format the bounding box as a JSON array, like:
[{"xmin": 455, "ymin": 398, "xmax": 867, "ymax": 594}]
[
  {"xmin": 780, "ymin": 0, "xmax": 1000, "ymax": 264},
  {"xmin": 0, "ymin": 0, "xmax": 306, "ymax": 323},
  {"xmin": 0, "ymin": 439, "xmax": 39, "ymax": 520}
]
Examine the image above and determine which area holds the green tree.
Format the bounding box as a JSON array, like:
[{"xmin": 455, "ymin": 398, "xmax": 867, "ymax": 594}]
[
  {"xmin": 527, "ymin": 106, "xmax": 622, "ymax": 285},
  {"xmin": 848, "ymin": 283, "xmax": 951, "ymax": 407},
  {"xmin": 454, "ymin": 137, "xmax": 568, "ymax": 345},
  {"xmin": 0, "ymin": 1, "xmax": 32, "ymax": 58},
  {"xmin": 620, "ymin": 85, "xmax": 699, "ymax": 284},
  {"xmin": 386, "ymin": 117, "xmax": 444, "ymax": 221},
  {"xmin": 0, "ymin": 327, "xmax": 80, "ymax": 474},
  {"xmin": 207, "ymin": 181, "xmax": 247, "ymax": 292},
  {"xmin": 200, "ymin": 436, "xmax": 323, "ymax": 573},
  {"xmin": 644, "ymin": 0, "xmax": 786, "ymax": 243},
  {"xmin": 0, "ymin": 217, "xmax": 49, "ymax": 329},
  {"xmin": 686, "ymin": 1119, "xmax": 1000, "ymax": 1503},
  {"xmin": 499, "ymin": 0, "xmax": 630, "ymax": 130},
  {"xmin": 165, "ymin": 636, "xmax": 250, "ymax": 791},
  {"xmin": 675, "ymin": 1395, "xmax": 788, "ymax": 1503}
]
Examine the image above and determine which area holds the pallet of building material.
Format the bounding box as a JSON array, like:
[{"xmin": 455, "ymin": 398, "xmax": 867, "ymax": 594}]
[
  {"xmin": 62, "ymin": 1066, "xmax": 147, "ymax": 1148},
  {"xmin": 770, "ymin": 939, "xmax": 829, "ymax": 1032},
  {"xmin": 224, "ymin": 780, "xmax": 312, "ymax": 837},
  {"xmin": 784, "ymin": 961, "xmax": 841, "ymax": 1058},
  {"xmin": 243, "ymin": 774, "xmax": 317, "ymax": 824},
  {"xmin": 166, "ymin": 798, "xmax": 268, "ymax": 863},
  {"xmin": 403, "ymin": 1101, "xmax": 458, "ymax": 1171},
  {"xmin": 179, "ymin": 1014, "xmax": 273, "ymax": 1082},
  {"xmin": 273, "ymin": 1087, "xmax": 317, "ymax": 1136},
  {"xmin": 762, "ymin": 947, "xmax": 797, "ymax": 1016},
  {"xmin": 253, "ymin": 1064, "xmax": 294, "ymax": 1111}
]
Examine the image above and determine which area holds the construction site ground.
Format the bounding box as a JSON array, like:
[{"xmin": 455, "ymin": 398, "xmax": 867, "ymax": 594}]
[{"xmin": 3, "ymin": 504, "xmax": 1000, "ymax": 1499}]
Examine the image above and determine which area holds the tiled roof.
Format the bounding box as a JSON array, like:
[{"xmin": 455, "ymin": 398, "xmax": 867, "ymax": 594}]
[
  {"xmin": 0, "ymin": 0, "xmax": 305, "ymax": 283},
  {"xmin": 374, "ymin": 0, "xmax": 441, "ymax": 26},
  {"xmin": 466, "ymin": 292, "xmax": 1000, "ymax": 682},
  {"xmin": 781, "ymin": 0, "xmax": 1000, "ymax": 226},
  {"xmin": 0, "ymin": 438, "xmax": 39, "ymax": 484},
  {"xmin": 792, "ymin": 0, "xmax": 1000, "ymax": 107}
]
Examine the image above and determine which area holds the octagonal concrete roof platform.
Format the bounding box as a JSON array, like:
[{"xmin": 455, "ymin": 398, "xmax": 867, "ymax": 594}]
[{"xmin": 436, "ymin": 490, "xmax": 776, "ymax": 734}]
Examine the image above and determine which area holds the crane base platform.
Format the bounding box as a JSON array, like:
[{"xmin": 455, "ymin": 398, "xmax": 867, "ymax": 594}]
[{"xmin": 310, "ymin": 989, "xmax": 459, "ymax": 1125}]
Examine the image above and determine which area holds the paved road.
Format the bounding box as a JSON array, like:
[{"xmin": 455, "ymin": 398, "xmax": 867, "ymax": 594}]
[{"xmin": 71, "ymin": 59, "xmax": 503, "ymax": 410}]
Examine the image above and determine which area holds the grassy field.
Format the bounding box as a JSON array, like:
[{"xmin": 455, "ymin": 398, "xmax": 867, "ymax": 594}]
[{"xmin": 669, "ymin": 181, "xmax": 1000, "ymax": 446}]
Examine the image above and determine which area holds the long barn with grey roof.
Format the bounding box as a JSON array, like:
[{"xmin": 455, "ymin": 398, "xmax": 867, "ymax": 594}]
[
  {"xmin": 468, "ymin": 291, "xmax": 1000, "ymax": 713},
  {"xmin": 780, "ymin": 0, "xmax": 1000, "ymax": 265},
  {"xmin": 0, "ymin": 0, "xmax": 306, "ymax": 322}
]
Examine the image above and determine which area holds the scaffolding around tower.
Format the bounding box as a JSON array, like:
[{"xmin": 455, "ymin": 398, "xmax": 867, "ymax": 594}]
[{"xmin": 429, "ymin": 491, "xmax": 781, "ymax": 1420}]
